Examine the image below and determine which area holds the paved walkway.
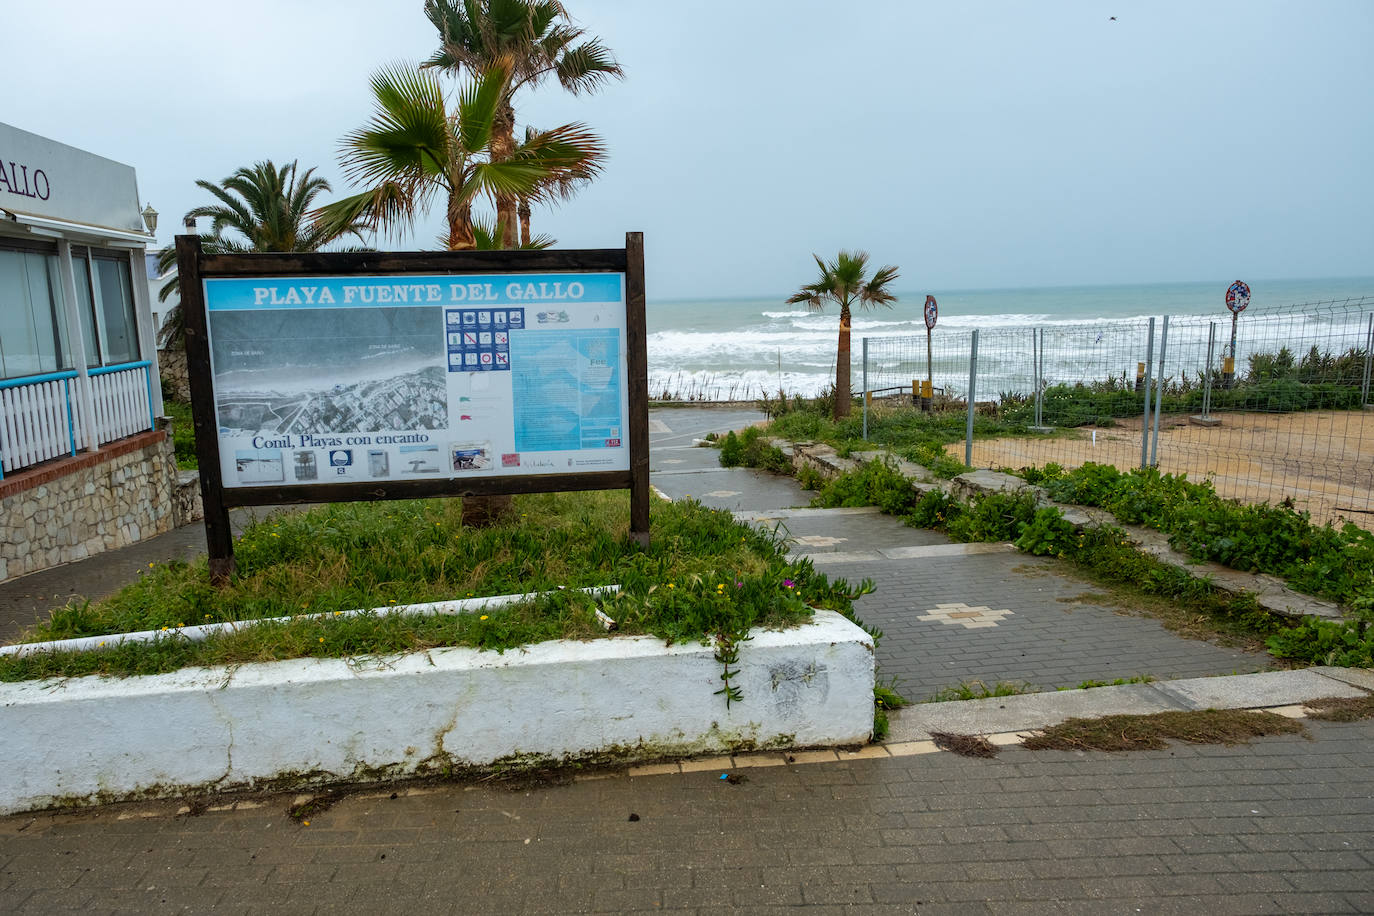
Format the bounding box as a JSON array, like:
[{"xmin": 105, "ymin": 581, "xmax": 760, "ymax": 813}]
[
  {"xmin": 2, "ymin": 406, "xmax": 1371, "ymax": 913},
  {"xmin": 2, "ymin": 717, "xmax": 1371, "ymax": 914},
  {"xmin": 647, "ymin": 409, "xmax": 1273, "ymax": 701}
]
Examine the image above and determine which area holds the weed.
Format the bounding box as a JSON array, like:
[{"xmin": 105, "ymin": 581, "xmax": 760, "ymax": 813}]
[
  {"xmin": 872, "ymin": 679, "xmax": 910, "ymax": 741},
  {"xmin": 288, "ymin": 791, "xmax": 346, "ymax": 822},
  {"xmin": 929, "ymin": 732, "xmax": 998, "ymax": 758},
  {"xmin": 1022, "ymin": 709, "xmax": 1306, "ymax": 752},
  {"xmin": 925, "ymin": 681, "xmax": 1035, "ymax": 702},
  {"xmin": 1303, "ymin": 695, "xmax": 1374, "ymax": 722},
  {"xmin": 1064, "ymin": 675, "xmax": 1154, "ymax": 690}
]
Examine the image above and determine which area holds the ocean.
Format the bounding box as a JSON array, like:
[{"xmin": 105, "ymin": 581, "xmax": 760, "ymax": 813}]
[{"xmin": 646, "ymin": 276, "xmax": 1374, "ymax": 400}]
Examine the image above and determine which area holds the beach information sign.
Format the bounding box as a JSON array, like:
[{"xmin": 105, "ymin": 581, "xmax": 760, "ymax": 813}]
[
  {"xmin": 176, "ymin": 236, "xmax": 649, "ymax": 583},
  {"xmin": 202, "ymin": 273, "xmax": 630, "ymax": 488}
]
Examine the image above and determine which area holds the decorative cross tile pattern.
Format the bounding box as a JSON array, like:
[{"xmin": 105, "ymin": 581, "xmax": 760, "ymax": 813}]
[
  {"xmin": 916, "ymin": 602, "xmax": 1015, "ymax": 629},
  {"xmin": 792, "ymin": 535, "xmax": 848, "ymax": 547}
]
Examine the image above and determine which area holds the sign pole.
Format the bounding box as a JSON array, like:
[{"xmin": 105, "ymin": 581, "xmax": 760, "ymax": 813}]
[
  {"xmin": 922, "ymin": 295, "xmax": 937, "ymax": 412},
  {"xmin": 625, "ymin": 232, "xmax": 650, "ymax": 549},
  {"xmin": 174, "ymin": 235, "xmax": 236, "ymax": 585},
  {"xmin": 1222, "ymin": 280, "xmax": 1249, "ymax": 389}
]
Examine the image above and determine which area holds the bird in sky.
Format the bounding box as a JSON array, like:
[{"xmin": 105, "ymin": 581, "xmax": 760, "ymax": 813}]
[{"xmin": 1110, "ymin": 16, "xmax": 1118, "ymax": 21}]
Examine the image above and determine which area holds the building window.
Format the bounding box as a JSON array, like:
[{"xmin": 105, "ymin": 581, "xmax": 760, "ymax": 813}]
[
  {"xmin": 71, "ymin": 247, "xmax": 141, "ymax": 368},
  {"xmin": 0, "ymin": 243, "xmax": 70, "ymax": 380},
  {"xmin": 93, "ymin": 254, "xmax": 139, "ymax": 365}
]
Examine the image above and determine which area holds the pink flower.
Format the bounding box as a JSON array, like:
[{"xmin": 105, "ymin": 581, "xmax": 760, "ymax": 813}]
[{"xmin": 783, "ymin": 579, "xmax": 794, "ymax": 589}]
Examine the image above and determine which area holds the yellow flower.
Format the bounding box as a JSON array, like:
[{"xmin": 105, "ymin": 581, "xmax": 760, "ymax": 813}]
[
  {"xmin": 479, "ymin": 615, "xmax": 489, "ymax": 621},
  {"xmin": 667, "ymin": 583, "xmax": 675, "ymax": 589},
  {"xmin": 318, "ymin": 637, "xmax": 324, "ymax": 643}
]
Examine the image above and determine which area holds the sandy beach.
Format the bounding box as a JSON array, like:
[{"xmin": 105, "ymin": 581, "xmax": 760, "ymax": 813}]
[{"xmin": 949, "ymin": 408, "xmax": 1374, "ymax": 531}]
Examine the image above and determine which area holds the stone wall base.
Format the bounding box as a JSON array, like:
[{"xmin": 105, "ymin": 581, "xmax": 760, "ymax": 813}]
[{"xmin": 0, "ymin": 430, "xmax": 180, "ymax": 583}]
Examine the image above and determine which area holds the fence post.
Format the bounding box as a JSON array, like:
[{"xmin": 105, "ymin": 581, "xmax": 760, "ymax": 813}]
[
  {"xmin": 862, "ymin": 336, "xmax": 869, "ymax": 441},
  {"xmin": 1150, "ymin": 316, "xmax": 1169, "ymax": 467},
  {"xmin": 1363, "ymin": 313, "xmax": 1373, "ymax": 408},
  {"xmin": 965, "ymin": 329, "xmax": 979, "ymax": 468},
  {"xmin": 1201, "ymin": 322, "xmax": 1216, "ymax": 420},
  {"xmin": 1140, "ymin": 318, "xmax": 1155, "ymax": 469}
]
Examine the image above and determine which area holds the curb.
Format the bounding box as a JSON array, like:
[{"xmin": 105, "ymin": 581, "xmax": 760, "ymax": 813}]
[{"xmin": 884, "ymin": 666, "xmax": 1374, "ymax": 747}]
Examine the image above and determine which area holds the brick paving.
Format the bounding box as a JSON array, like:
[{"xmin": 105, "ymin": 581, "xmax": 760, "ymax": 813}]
[
  {"xmin": 651, "ymin": 413, "xmax": 1274, "ymax": 702},
  {"xmin": 0, "ymin": 407, "xmax": 1366, "ymax": 913},
  {"xmin": 1, "ymin": 717, "xmax": 1370, "ymax": 914}
]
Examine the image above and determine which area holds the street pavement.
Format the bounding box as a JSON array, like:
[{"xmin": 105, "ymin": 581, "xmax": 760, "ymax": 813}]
[
  {"xmin": 1, "ymin": 718, "xmax": 1370, "ymax": 914},
  {"xmin": 1, "ymin": 406, "xmax": 1371, "ymax": 913}
]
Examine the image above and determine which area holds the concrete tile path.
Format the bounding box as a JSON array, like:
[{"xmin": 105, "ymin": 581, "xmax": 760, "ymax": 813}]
[{"xmin": 647, "ymin": 409, "xmax": 1274, "ymax": 701}]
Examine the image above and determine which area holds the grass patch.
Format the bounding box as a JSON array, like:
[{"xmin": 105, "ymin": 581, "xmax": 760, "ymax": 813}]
[
  {"xmin": 162, "ymin": 398, "xmax": 198, "ymax": 470},
  {"xmin": 925, "ymin": 681, "xmax": 1035, "ymax": 702},
  {"xmin": 1022, "ymin": 709, "xmax": 1307, "ymax": 752},
  {"xmin": 1, "ymin": 492, "xmax": 867, "ymax": 682},
  {"xmin": 1303, "ymin": 695, "xmax": 1374, "ymax": 722},
  {"xmin": 873, "ymin": 679, "xmax": 910, "ymax": 740},
  {"xmin": 1066, "ymin": 675, "xmax": 1154, "ymax": 690},
  {"xmin": 1027, "ymin": 463, "xmax": 1374, "ymax": 608}
]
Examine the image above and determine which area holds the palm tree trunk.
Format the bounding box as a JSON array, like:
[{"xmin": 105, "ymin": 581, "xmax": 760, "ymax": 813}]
[
  {"xmin": 446, "ymin": 196, "xmax": 476, "ymax": 251},
  {"xmin": 518, "ymin": 198, "xmax": 531, "ymax": 248},
  {"xmin": 834, "ymin": 305, "xmax": 852, "ymax": 419},
  {"xmin": 492, "ymin": 101, "xmax": 518, "ymax": 249}
]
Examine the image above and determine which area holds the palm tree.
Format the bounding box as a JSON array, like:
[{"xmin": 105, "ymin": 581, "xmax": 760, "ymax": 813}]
[
  {"xmin": 315, "ymin": 61, "xmax": 604, "ymax": 251},
  {"xmin": 423, "ymin": 0, "xmax": 622, "ymax": 246},
  {"xmin": 155, "ymin": 160, "xmax": 368, "ymax": 347},
  {"xmin": 318, "ymin": 60, "xmax": 603, "ymax": 527},
  {"xmin": 787, "ymin": 251, "xmax": 901, "ymax": 420}
]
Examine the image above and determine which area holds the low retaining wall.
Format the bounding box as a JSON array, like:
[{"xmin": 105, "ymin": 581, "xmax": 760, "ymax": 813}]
[
  {"xmin": 0, "ymin": 429, "xmax": 180, "ymax": 582},
  {"xmin": 0, "ymin": 610, "xmax": 874, "ymax": 814}
]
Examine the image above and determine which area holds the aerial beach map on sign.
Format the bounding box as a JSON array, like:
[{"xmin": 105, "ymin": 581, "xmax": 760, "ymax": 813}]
[{"xmin": 203, "ymin": 272, "xmax": 629, "ymax": 488}]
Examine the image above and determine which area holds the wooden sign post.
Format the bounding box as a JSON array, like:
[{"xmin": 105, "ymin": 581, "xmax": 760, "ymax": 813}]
[{"xmin": 176, "ymin": 233, "xmax": 650, "ymax": 585}]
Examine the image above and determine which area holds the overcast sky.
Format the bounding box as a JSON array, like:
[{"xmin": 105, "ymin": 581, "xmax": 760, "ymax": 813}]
[{"xmin": 6, "ymin": 1, "xmax": 1371, "ymax": 300}]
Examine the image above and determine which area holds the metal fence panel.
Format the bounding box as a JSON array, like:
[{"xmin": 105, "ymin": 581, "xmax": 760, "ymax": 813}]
[{"xmin": 862, "ymin": 297, "xmax": 1374, "ymax": 529}]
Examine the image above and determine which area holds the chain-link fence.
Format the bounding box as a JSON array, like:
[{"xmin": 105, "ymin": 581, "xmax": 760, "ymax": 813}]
[{"xmin": 861, "ymin": 298, "xmax": 1374, "ymax": 529}]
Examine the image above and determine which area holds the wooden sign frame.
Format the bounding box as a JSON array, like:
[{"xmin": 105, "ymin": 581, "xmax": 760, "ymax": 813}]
[{"xmin": 175, "ymin": 233, "xmax": 650, "ymax": 584}]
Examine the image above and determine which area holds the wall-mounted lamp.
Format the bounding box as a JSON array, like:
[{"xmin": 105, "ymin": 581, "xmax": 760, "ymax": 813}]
[{"xmin": 141, "ymin": 203, "xmax": 158, "ymax": 236}]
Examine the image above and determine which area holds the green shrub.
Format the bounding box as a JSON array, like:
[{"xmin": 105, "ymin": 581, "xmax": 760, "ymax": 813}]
[{"xmin": 812, "ymin": 460, "xmax": 917, "ymax": 514}]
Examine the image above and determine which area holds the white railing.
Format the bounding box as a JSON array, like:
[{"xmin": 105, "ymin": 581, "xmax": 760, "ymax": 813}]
[
  {"xmin": 0, "ymin": 361, "xmax": 154, "ymax": 480},
  {"xmin": 89, "ymin": 362, "xmax": 155, "ymax": 446}
]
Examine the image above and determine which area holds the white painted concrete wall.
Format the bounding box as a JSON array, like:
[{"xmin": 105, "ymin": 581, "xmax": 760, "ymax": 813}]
[{"xmin": 0, "ymin": 611, "xmax": 873, "ymax": 814}]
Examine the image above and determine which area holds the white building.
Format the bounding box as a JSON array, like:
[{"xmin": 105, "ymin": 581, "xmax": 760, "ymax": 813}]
[{"xmin": 1, "ymin": 122, "xmax": 189, "ymax": 582}]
